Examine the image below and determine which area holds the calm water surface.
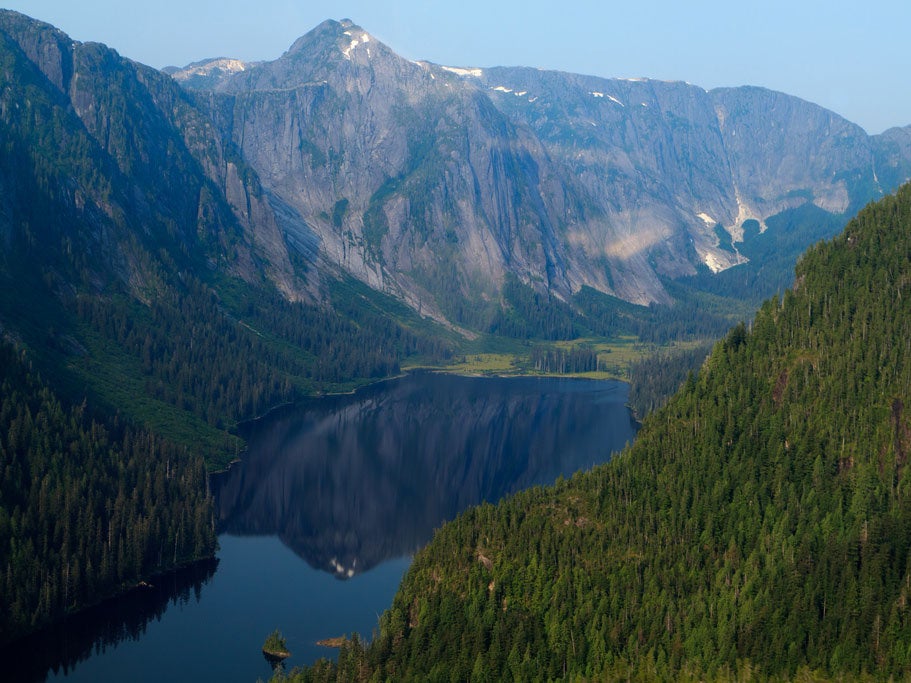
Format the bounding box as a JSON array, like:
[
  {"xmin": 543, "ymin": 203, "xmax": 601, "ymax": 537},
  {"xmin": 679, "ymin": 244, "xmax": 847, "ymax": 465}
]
[{"xmin": 12, "ymin": 373, "xmax": 637, "ymax": 682}]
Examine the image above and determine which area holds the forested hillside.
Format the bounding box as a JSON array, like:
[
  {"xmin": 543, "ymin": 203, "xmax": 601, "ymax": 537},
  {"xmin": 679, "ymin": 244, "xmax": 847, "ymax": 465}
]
[
  {"xmin": 286, "ymin": 184, "xmax": 911, "ymax": 680},
  {"xmin": 0, "ymin": 343, "xmax": 215, "ymax": 644}
]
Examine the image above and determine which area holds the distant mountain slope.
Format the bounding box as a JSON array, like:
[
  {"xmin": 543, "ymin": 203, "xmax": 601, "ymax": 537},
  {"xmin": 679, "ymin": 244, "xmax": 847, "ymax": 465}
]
[
  {"xmin": 177, "ymin": 19, "xmax": 911, "ymax": 319},
  {"xmin": 294, "ymin": 183, "xmax": 911, "ymax": 679}
]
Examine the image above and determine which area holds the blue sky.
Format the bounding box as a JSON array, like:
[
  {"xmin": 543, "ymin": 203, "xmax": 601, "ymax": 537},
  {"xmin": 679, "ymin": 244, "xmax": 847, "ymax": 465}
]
[{"xmin": 3, "ymin": 0, "xmax": 908, "ymax": 134}]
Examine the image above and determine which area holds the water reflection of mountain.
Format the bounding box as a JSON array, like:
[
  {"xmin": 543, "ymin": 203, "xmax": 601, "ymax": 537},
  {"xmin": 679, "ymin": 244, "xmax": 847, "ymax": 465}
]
[
  {"xmin": 213, "ymin": 374, "xmax": 637, "ymax": 578},
  {"xmin": 4, "ymin": 559, "xmax": 217, "ymax": 683}
]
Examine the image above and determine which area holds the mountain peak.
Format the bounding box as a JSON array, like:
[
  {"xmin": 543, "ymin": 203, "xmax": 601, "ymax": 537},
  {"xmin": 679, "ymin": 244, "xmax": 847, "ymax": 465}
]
[
  {"xmin": 284, "ymin": 18, "xmax": 372, "ymax": 61},
  {"xmin": 177, "ymin": 18, "xmax": 389, "ymax": 93}
]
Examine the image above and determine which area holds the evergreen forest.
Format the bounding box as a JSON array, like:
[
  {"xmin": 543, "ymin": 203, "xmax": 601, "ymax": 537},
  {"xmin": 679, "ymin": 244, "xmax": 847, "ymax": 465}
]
[
  {"xmin": 0, "ymin": 343, "xmax": 215, "ymax": 643},
  {"xmin": 279, "ymin": 183, "xmax": 911, "ymax": 680}
]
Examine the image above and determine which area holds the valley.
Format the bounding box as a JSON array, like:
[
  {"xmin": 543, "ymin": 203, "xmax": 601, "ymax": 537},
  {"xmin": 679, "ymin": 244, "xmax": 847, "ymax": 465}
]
[{"xmin": 1, "ymin": 7, "xmax": 911, "ymax": 681}]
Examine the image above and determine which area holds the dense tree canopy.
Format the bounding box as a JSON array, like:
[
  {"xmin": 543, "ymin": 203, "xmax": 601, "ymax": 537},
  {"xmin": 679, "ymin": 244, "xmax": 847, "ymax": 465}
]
[{"xmin": 0, "ymin": 344, "xmax": 215, "ymax": 644}]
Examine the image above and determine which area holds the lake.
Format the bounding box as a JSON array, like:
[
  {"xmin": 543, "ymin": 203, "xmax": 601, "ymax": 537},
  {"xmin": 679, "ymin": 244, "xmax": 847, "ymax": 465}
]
[{"xmin": 9, "ymin": 373, "xmax": 637, "ymax": 682}]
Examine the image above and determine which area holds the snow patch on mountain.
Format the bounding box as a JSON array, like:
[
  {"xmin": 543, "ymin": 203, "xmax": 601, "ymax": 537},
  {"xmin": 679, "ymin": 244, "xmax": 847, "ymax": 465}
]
[
  {"xmin": 341, "ymin": 31, "xmax": 371, "ymax": 59},
  {"xmin": 442, "ymin": 66, "xmax": 483, "ymax": 77},
  {"xmin": 491, "ymin": 86, "xmax": 531, "ymax": 100},
  {"xmin": 591, "ymin": 92, "xmax": 624, "ymax": 107},
  {"xmin": 171, "ymin": 58, "xmax": 247, "ymax": 82}
]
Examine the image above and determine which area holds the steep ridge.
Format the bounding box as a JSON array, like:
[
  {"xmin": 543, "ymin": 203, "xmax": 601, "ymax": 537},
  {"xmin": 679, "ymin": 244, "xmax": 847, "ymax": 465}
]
[
  {"xmin": 0, "ymin": 10, "xmax": 297, "ymax": 296},
  {"xmin": 293, "ymin": 184, "xmax": 911, "ymax": 679}
]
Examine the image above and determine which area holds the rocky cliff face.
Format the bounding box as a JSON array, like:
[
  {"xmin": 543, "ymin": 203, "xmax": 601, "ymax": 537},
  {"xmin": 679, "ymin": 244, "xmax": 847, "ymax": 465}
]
[
  {"xmin": 181, "ymin": 20, "xmax": 581, "ymax": 323},
  {"xmin": 173, "ymin": 19, "xmax": 910, "ymax": 314}
]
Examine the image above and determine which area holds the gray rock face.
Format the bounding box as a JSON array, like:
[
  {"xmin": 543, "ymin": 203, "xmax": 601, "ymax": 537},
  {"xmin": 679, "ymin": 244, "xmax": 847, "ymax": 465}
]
[
  {"xmin": 179, "ymin": 19, "xmax": 910, "ymax": 313},
  {"xmin": 170, "ymin": 57, "xmax": 251, "ymax": 91},
  {"xmin": 873, "ymin": 125, "xmax": 911, "ymax": 191},
  {"xmin": 710, "ymin": 86, "xmax": 872, "ymax": 217},
  {"xmin": 190, "ymin": 20, "xmax": 578, "ymax": 320}
]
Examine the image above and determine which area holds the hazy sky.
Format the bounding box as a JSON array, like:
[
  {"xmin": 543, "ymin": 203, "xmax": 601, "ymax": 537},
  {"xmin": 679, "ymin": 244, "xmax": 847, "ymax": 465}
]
[{"xmin": 3, "ymin": 0, "xmax": 908, "ymax": 134}]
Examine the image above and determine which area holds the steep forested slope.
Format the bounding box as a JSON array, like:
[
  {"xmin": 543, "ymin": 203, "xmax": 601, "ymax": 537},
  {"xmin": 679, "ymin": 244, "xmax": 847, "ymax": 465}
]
[
  {"xmin": 289, "ymin": 184, "xmax": 911, "ymax": 680},
  {"xmin": 0, "ymin": 343, "xmax": 215, "ymax": 644}
]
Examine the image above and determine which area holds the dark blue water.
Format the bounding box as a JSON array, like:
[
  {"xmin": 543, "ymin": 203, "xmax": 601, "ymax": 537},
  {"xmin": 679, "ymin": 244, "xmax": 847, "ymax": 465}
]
[{"xmin": 12, "ymin": 373, "xmax": 636, "ymax": 682}]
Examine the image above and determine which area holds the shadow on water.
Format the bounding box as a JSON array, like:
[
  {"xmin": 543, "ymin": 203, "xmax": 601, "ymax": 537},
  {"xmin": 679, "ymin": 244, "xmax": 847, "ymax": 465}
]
[
  {"xmin": 214, "ymin": 373, "xmax": 638, "ymax": 579},
  {"xmin": 3, "ymin": 558, "xmax": 217, "ymax": 683}
]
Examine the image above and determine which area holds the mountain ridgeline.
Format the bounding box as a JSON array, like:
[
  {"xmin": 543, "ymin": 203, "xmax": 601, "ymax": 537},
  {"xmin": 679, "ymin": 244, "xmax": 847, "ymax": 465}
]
[
  {"xmin": 174, "ymin": 18, "xmax": 911, "ymax": 319},
  {"xmin": 286, "ymin": 184, "xmax": 911, "ymax": 679},
  {"xmin": 1, "ymin": 9, "xmax": 910, "ymax": 376}
]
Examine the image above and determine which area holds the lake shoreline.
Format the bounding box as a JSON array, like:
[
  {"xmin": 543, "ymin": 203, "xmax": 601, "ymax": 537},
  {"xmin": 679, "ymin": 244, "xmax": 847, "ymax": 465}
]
[
  {"xmin": 1, "ymin": 556, "xmax": 220, "ymax": 682},
  {"xmin": 44, "ymin": 375, "xmax": 636, "ymax": 682},
  {"xmin": 0, "ymin": 554, "xmax": 219, "ymax": 651}
]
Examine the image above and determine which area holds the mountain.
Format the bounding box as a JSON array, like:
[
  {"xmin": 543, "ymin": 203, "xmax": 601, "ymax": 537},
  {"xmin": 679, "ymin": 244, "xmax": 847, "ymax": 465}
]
[
  {"xmin": 288, "ymin": 182, "xmax": 911, "ymax": 680},
  {"xmin": 0, "ymin": 11, "xmax": 447, "ymax": 454},
  {"xmin": 3, "ymin": 11, "xmax": 909, "ymax": 338},
  {"xmin": 3, "ymin": 7, "xmax": 911, "ymax": 665},
  {"xmin": 175, "ymin": 19, "xmax": 911, "ymax": 321}
]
